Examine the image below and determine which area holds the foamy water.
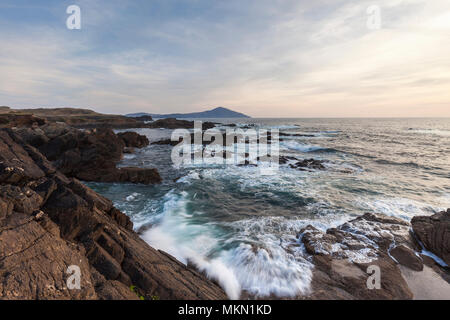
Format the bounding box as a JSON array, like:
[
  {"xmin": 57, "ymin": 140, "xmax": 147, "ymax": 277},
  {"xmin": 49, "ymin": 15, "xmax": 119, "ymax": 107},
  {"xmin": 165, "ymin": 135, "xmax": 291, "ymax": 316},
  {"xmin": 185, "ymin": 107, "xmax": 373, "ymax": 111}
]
[{"xmin": 88, "ymin": 117, "xmax": 450, "ymax": 299}]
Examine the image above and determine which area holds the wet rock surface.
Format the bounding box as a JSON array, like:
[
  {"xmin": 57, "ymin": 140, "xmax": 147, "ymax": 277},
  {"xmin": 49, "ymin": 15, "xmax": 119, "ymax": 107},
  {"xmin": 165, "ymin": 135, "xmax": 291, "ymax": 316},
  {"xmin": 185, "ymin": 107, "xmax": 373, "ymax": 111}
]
[
  {"xmin": 298, "ymin": 212, "xmax": 449, "ymax": 299},
  {"xmin": 279, "ymin": 156, "xmax": 326, "ymax": 171},
  {"xmin": 0, "ymin": 128, "xmax": 227, "ymax": 300},
  {"xmin": 14, "ymin": 123, "xmax": 161, "ymax": 185},
  {"xmin": 412, "ymin": 209, "xmax": 450, "ymax": 266},
  {"xmin": 1, "ymin": 111, "xmax": 449, "ymax": 300}
]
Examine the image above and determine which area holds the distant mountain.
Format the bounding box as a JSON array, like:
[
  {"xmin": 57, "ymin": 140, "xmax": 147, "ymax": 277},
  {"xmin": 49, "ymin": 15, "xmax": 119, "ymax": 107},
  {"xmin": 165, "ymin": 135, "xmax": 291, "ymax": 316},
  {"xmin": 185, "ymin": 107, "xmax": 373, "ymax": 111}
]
[{"xmin": 126, "ymin": 107, "xmax": 250, "ymax": 119}]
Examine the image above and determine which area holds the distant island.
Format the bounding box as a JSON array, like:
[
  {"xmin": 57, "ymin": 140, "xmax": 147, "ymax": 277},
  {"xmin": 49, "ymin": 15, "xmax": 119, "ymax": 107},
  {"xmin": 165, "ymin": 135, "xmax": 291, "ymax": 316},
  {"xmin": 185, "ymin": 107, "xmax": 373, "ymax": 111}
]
[{"xmin": 126, "ymin": 107, "xmax": 250, "ymax": 119}]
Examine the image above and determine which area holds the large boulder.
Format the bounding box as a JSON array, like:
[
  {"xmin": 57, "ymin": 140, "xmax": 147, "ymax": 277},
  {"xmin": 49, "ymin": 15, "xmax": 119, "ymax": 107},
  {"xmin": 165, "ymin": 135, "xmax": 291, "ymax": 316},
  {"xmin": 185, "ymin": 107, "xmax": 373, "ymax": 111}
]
[
  {"xmin": 412, "ymin": 209, "xmax": 450, "ymax": 266},
  {"xmin": 117, "ymin": 132, "xmax": 149, "ymax": 148}
]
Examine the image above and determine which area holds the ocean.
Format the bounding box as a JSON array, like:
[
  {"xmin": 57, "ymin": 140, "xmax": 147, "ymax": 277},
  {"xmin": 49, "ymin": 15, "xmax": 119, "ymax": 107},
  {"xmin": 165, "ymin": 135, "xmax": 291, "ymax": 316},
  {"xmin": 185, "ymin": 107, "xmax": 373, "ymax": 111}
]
[{"xmin": 87, "ymin": 118, "xmax": 450, "ymax": 299}]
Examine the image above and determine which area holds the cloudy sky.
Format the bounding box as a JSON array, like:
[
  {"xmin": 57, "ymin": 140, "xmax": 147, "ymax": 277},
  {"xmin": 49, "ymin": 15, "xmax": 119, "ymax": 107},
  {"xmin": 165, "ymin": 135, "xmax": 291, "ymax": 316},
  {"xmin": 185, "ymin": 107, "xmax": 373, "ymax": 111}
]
[{"xmin": 0, "ymin": 0, "xmax": 449, "ymax": 117}]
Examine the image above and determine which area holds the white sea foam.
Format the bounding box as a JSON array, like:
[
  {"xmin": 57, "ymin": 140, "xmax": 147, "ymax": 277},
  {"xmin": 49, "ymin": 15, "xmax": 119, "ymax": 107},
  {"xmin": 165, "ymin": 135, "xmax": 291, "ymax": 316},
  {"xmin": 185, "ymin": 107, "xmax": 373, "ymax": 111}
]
[
  {"xmin": 141, "ymin": 191, "xmax": 242, "ymax": 298},
  {"xmin": 420, "ymin": 249, "xmax": 449, "ymax": 267},
  {"xmin": 126, "ymin": 192, "xmax": 140, "ymax": 201},
  {"xmin": 219, "ymin": 217, "xmax": 316, "ymax": 297},
  {"xmin": 123, "ymin": 154, "xmax": 136, "ymax": 160},
  {"xmin": 140, "ymin": 190, "xmax": 324, "ymax": 299},
  {"xmin": 177, "ymin": 171, "xmax": 202, "ymax": 183},
  {"xmin": 357, "ymin": 197, "xmax": 441, "ymax": 221},
  {"xmin": 189, "ymin": 256, "xmax": 242, "ymax": 300},
  {"xmin": 220, "ymin": 243, "xmax": 312, "ymax": 297},
  {"xmin": 408, "ymin": 129, "xmax": 450, "ymax": 137},
  {"xmin": 281, "ymin": 140, "xmax": 327, "ymax": 153}
]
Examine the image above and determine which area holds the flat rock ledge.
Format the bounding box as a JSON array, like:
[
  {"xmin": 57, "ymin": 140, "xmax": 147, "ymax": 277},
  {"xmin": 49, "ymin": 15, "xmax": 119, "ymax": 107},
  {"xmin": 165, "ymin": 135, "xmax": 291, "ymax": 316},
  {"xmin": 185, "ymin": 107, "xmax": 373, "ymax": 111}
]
[{"xmin": 0, "ymin": 128, "xmax": 226, "ymax": 300}]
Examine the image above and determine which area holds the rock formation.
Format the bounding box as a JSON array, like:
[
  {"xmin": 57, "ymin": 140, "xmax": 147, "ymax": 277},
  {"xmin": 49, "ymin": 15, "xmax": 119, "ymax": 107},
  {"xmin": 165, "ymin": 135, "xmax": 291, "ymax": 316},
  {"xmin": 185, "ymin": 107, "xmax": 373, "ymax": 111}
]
[
  {"xmin": 412, "ymin": 209, "xmax": 450, "ymax": 265},
  {"xmin": 14, "ymin": 123, "xmax": 160, "ymax": 184},
  {"xmin": 298, "ymin": 212, "xmax": 449, "ymax": 299},
  {"xmin": 0, "ymin": 107, "xmax": 150, "ymax": 129},
  {"xmin": 117, "ymin": 131, "xmax": 149, "ymax": 148},
  {"xmin": 0, "ymin": 128, "xmax": 226, "ymax": 300},
  {"xmin": 148, "ymin": 118, "xmax": 215, "ymax": 130}
]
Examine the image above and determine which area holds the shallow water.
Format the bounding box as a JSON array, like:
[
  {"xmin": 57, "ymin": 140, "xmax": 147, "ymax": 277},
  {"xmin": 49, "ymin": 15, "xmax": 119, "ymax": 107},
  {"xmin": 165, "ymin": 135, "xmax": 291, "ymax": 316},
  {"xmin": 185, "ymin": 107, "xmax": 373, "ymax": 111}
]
[{"xmin": 87, "ymin": 118, "xmax": 450, "ymax": 299}]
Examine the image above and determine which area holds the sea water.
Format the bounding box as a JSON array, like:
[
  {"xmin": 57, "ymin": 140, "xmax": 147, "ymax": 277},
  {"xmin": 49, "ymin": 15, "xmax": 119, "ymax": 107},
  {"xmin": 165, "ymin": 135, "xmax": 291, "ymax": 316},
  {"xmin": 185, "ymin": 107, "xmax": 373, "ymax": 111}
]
[{"xmin": 87, "ymin": 117, "xmax": 450, "ymax": 299}]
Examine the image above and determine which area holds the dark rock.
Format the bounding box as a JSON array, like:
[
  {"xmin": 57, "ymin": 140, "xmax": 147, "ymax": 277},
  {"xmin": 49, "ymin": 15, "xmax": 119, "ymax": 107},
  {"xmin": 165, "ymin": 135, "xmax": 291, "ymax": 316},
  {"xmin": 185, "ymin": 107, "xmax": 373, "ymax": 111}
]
[
  {"xmin": 279, "ymin": 156, "xmax": 297, "ymax": 165},
  {"xmin": 148, "ymin": 118, "xmax": 215, "ymax": 130},
  {"xmin": 117, "ymin": 132, "xmax": 149, "ymax": 148},
  {"xmin": 0, "ymin": 129, "xmax": 47, "ymax": 185},
  {"xmin": 412, "ymin": 209, "xmax": 450, "ymax": 265},
  {"xmin": 129, "ymin": 115, "xmax": 153, "ymax": 122},
  {"xmin": 290, "ymin": 158, "xmax": 326, "ymax": 171},
  {"xmin": 0, "ymin": 128, "xmax": 227, "ymax": 300},
  {"xmin": 0, "ymin": 113, "xmax": 47, "ymax": 129},
  {"xmin": 0, "ymin": 212, "xmax": 98, "ymax": 300},
  {"xmin": 151, "ymin": 138, "xmax": 181, "ymax": 146},
  {"xmin": 123, "ymin": 147, "xmax": 135, "ymax": 154},
  {"xmin": 390, "ymin": 245, "xmax": 423, "ymax": 271},
  {"xmin": 15, "ymin": 123, "xmax": 160, "ymax": 185},
  {"xmin": 279, "ymin": 156, "xmax": 326, "ymax": 171},
  {"xmin": 279, "ymin": 132, "xmax": 315, "ymax": 137}
]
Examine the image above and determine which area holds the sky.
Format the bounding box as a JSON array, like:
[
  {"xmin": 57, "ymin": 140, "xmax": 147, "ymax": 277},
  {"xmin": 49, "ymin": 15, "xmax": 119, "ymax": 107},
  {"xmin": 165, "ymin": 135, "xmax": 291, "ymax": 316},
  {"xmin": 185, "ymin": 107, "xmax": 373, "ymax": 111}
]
[{"xmin": 0, "ymin": 0, "xmax": 449, "ymax": 117}]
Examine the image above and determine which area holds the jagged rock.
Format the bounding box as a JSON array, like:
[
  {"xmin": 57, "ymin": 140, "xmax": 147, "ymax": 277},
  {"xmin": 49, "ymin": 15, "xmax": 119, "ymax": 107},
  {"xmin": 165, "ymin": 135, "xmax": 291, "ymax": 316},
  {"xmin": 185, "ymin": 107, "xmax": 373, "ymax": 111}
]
[
  {"xmin": 0, "ymin": 130, "xmax": 48, "ymax": 184},
  {"xmin": 279, "ymin": 132, "xmax": 315, "ymax": 137},
  {"xmin": 0, "ymin": 129, "xmax": 227, "ymax": 300},
  {"xmin": 0, "ymin": 185, "xmax": 43, "ymax": 215},
  {"xmin": 13, "ymin": 127, "xmax": 49, "ymax": 147},
  {"xmin": 0, "ymin": 212, "xmax": 98, "ymax": 300},
  {"xmin": 117, "ymin": 132, "xmax": 149, "ymax": 148},
  {"xmin": 14, "ymin": 123, "xmax": 160, "ymax": 185},
  {"xmin": 279, "ymin": 156, "xmax": 326, "ymax": 171},
  {"xmin": 290, "ymin": 159, "xmax": 326, "ymax": 171},
  {"xmin": 299, "ymin": 213, "xmax": 415, "ymax": 299},
  {"xmin": 412, "ymin": 209, "xmax": 450, "ymax": 265},
  {"xmin": 390, "ymin": 245, "xmax": 423, "ymax": 271}
]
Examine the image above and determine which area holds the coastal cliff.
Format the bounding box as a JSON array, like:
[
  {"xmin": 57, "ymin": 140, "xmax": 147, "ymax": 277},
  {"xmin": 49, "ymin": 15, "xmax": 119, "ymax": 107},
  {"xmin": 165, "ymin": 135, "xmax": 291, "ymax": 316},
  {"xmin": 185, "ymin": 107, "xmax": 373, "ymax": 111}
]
[{"xmin": 0, "ymin": 128, "xmax": 226, "ymax": 299}]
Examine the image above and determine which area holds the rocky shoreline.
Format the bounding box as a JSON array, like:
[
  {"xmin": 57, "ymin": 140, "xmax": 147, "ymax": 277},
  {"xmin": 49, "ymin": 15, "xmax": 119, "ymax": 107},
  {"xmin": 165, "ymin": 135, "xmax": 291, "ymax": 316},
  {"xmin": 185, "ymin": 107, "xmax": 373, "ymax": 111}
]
[
  {"xmin": 0, "ymin": 110, "xmax": 449, "ymax": 300},
  {"xmin": 0, "ymin": 127, "xmax": 227, "ymax": 299},
  {"xmin": 299, "ymin": 211, "xmax": 449, "ymax": 299}
]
